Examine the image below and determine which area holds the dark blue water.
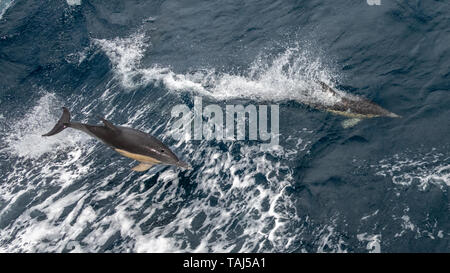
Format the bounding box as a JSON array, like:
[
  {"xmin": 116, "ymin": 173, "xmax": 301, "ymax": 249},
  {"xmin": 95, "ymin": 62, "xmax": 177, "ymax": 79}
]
[{"xmin": 0, "ymin": 0, "xmax": 448, "ymax": 252}]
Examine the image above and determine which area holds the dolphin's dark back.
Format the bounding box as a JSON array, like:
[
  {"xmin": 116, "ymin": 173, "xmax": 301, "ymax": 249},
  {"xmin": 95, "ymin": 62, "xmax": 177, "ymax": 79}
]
[
  {"xmin": 68, "ymin": 122, "xmax": 180, "ymax": 165},
  {"xmin": 314, "ymin": 81, "xmax": 400, "ymax": 118},
  {"xmin": 90, "ymin": 125, "xmax": 177, "ymax": 159}
]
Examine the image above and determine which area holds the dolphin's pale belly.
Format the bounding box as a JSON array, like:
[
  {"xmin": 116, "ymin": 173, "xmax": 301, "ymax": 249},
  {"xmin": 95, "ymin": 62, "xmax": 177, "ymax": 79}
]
[{"xmin": 114, "ymin": 148, "xmax": 162, "ymax": 164}]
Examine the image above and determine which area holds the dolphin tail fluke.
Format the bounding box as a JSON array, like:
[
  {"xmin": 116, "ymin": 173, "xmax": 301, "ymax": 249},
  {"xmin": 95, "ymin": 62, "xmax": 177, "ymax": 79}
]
[{"xmin": 42, "ymin": 107, "xmax": 71, "ymax": 136}]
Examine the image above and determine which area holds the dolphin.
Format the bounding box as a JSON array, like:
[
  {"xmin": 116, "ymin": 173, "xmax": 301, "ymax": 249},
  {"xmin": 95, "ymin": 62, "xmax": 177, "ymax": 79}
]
[
  {"xmin": 42, "ymin": 107, "xmax": 191, "ymax": 172},
  {"xmin": 313, "ymin": 81, "xmax": 400, "ymax": 119}
]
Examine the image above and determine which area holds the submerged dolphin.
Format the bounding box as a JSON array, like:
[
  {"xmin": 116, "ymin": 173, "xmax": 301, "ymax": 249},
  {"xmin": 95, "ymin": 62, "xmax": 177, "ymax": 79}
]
[
  {"xmin": 42, "ymin": 107, "xmax": 191, "ymax": 172},
  {"xmin": 312, "ymin": 81, "xmax": 400, "ymax": 119}
]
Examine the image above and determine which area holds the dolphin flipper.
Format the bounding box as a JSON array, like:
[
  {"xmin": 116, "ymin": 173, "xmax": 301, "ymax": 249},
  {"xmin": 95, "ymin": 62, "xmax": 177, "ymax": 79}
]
[
  {"xmin": 132, "ymin": 163, "xmax": 154, "ymax": 172},
  {"xmin": 342, "ymin": 118, "xmax": 362, "ymax": 128},
  {"xmin": 319, "ymin": 81, "xmax": 338, "ymax": 96}
]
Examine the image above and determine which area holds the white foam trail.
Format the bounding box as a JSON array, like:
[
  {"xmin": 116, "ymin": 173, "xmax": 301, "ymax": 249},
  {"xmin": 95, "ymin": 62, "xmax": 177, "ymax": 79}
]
[
  {"xmin": 390, "ymin": 207, "xmax": 444, "ymax": 240},
  {"xmin": 374, "ymin": 148, "xmax": 450, "ymax": 190},
  {"xmin": 66, "ymin": 0, "xmax": 81, "ymax": 6},
  {"xmin": 357, "ymin": 233, "xmax": 381, "ymax": 253},
  {"xmin": 0, "ymin": 0, "xmax": 14, "ymax": 19},
  {"xmin": 93, "ymin": 33, "xmax": 204, "ymax": 93},
  {"xmin": 135, "ymin": 237, "xmax": 178, "ymax": 253},
  {"xmin": 93, "ymin": 33, "xmax": 344, "ymax": 106},
  {"xmin": 128, "ymin": 142, "xmax": 303, "ymax": 252}
]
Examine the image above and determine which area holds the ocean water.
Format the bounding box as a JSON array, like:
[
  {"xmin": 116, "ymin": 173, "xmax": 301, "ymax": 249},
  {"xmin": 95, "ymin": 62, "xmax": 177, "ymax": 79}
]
[{"xmin": 0, "ymin": 0, "xmax": 448, "ymax": 253}]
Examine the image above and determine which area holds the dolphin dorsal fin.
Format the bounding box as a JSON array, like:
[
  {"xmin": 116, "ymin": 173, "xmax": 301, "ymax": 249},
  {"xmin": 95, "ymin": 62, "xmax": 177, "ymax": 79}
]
[
  {"xmin": 99, "ymin": 117, "xmax": 119, "ymax": 133},
  {"xmin": 319, "ymin": 81, "xmax": 337, "ymax": 96}
]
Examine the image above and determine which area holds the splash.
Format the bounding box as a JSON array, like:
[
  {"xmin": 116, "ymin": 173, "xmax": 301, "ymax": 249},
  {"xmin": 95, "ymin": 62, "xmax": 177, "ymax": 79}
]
[
  {"xmin": 93, "ymin": 33, "xmax": 205, "ymax": 93},
  {"xmin": 93, "ymin": 33, "xmax": 343, "ymax": 107},
  {"xmin": 3, "ymin": 92, "xmax": 88, "ymax": 158}
]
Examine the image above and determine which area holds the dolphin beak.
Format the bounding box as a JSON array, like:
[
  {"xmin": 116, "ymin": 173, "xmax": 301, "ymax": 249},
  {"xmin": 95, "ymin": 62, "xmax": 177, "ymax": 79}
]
[
  {"xmin": 387, "ymin": 112, "xmax": 401, "ymax": 118},
  {"xmin": 176, "ymin": 161, "xmax": 192, "ymax": 170}
]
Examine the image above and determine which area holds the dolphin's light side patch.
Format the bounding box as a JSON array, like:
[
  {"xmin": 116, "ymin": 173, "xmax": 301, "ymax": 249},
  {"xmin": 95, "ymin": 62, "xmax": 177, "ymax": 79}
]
[
  {"xmin": 132, "ymin": 163, "xmax": 154, "ymax": 172},
  {"xmin": 115, "ymin": 148, "xmax": 162, "ymax": 164},
  {"xmin": 327, "ymin": 110, "xmax": 378, "ymax": 119}
]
